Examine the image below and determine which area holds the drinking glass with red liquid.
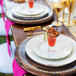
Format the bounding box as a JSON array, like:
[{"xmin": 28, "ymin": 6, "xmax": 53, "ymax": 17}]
[
  {"xmin": 28, "ymin": 0, "xmax": 34, "ymax": 8},
  {"xmin": 46, "ymin": 27, "xmax": 59, "ymax": 52}
]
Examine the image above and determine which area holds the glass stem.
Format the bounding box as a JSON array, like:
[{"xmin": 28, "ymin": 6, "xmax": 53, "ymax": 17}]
[
  {"xmin": 68, "ymin": 0, "xmax": 70, "ymax": 27},
  {"xmin": 68, "ymin": 13, "xmax": 70, "ymax": 26},
  {"xmin": 63, "ymin": 10, "xmax": 64, "ymax": 23},
  {"xmin": 57, "ymin": 14, "xmax": 59, "ymax": 26}
]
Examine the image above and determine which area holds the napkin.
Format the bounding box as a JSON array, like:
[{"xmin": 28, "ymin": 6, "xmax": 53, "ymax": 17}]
[
  {"xmin": 5, "ymin": 19, "xmax": 14, "ymax": 56},
  {"xmin": 0, "ymin": 0, "xmax": 27, "ymax": 75},
  {"xmin": 0, "ymin": 0, "xmax": 13, "ymax": 56},
  {"xmin": 13, "ymin": 59, "xmax": 27, "ymax": 76}
]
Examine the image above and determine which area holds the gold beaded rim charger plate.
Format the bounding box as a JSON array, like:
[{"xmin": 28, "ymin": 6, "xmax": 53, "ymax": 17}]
[
  {"xmin": 25, "ymin": 34, "xmax": 76, "ymax": 67},
  {"xmin": 6, "ymin": 9, "xmax": 53, "ymax": 24}
]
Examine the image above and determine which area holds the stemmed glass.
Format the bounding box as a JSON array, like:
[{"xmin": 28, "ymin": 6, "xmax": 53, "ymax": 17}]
[
  {"xmin": 67, "ymin": 0, "xmax": 75, "ymax": 26},
  {"xmin": 52, "ymin": 0, "xmax": 63, "ymax": 26},
  {"xmin": 60, "ymin": 0, "xmax": 68, "ymax": 23}
]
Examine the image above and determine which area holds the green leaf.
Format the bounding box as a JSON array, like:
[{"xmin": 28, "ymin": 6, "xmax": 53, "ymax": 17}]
[{"xmin": 44, "ymin": 32, "xmax": 47, "ymax": 42}]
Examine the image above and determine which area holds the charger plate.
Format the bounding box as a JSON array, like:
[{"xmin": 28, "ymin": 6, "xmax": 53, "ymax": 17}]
[
  {"xmin": 15, "ymin": 35, "xmax": 76, "ymax": 76},
  {"xmin": 6, "ymin": 8, "xmax": 53, "ymax": 24},
  {"xmin": 25, "ymin": 34, "xmax": 73, "ymax": 60},
  {"xmin": 15, "ymin": 25, "xmax": 76, "ymax": 76}
]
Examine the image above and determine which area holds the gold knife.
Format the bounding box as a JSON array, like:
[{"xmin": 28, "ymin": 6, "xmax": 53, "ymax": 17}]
[
  {"xmin": 23, "ymin": 26, "xmax": 46, "ymax": 31},
  {"xmin": 23, "ymin": 26, "xmax": 41, "ymax": 31}
]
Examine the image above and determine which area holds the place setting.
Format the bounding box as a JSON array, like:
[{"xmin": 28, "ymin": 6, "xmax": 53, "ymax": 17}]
[
  {"xmin": 6, "ymin": 0, "xmax": 53, "ymax": 24},
  {"xmin": 15, "ymin": 24, "xmax": 76, "ymax": 75},
  {"xmin": 1, "ymin": 0, "xmax": 76, "ymax": 75}
]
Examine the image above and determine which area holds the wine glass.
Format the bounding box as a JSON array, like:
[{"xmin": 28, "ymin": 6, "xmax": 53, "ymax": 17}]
[
  {"xmin": 52, "ymin": 0, "xmax": 63, "ymax": 26},
  {"xmin": 60, "ymin": 0, "xmax": 68, "ymax": 23},
  {"xmin": 67, "ymin": 0, "xmax": 75, "ymax": 26}
]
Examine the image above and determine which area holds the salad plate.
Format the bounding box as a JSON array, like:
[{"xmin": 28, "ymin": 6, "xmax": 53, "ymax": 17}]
[
  {"xmin": 12, "ymin": 3, "xmax": 49, "ymax": 18},
  {"xmin": 26, "ymin": 34, "xmax": 73, "ymax": 60}
]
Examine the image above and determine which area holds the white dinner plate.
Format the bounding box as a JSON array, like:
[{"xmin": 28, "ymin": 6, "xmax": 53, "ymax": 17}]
[
  {"xmin": 12, "ymin": 3, "xmax": 49, "ymax": 18},
  {"xmin": 26, "ymin": 34, "xmax": 72, "ymax": 60},
  {"xmin": 25, "ymin": 34, "xmax": 76, "ymax": 67}
]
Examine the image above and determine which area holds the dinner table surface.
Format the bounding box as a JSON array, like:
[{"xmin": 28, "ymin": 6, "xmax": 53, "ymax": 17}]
[{"xmin": 4, "ymin": 0, "xmax": 76, "ymax": 76}]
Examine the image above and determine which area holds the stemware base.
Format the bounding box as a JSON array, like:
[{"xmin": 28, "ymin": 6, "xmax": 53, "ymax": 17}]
[
  {"xmin": 52, "ymin": 21, "xmax": 62, "ymax": 26},
  {"xmin": 64, "ymin": 22, "xmax": 75, "ymax": 27},
  {"xmin": 67, "ymin": 25, "xmax": 76, "ymax": 37}
]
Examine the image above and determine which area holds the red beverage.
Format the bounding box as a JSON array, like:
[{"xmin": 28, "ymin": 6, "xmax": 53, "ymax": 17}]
[
  {"xmin": 48, "ymin": 37, "xmax": 56, "ymax": 47},
  {"xmin": 28, "ymin": 0, "xmax": 34, "ymax": 8},
  {"xmin": 46, "ymin": 27, "xmax": 59, "ymax": 47}
]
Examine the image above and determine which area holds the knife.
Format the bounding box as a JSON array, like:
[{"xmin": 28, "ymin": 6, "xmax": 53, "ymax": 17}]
[{"xmin": 23, "ymin": 26, "xmax": 46, "ymax": 31}]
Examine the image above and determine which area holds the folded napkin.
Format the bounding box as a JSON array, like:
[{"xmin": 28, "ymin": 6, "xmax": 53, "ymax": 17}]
[
  {"xmin": 0, "ymin": 0, "xmax": 13, "ymax": 56},
  {"xmin": 5, "ymin": 19, "xmax": 14, "ymax": 56},
  {"xmin": 0, "ymin": 0, "xmax": 27, "ymax": 75},
  {"xmin": 13, "ymin": 59, "xmax": 27, "ymax": 76}
]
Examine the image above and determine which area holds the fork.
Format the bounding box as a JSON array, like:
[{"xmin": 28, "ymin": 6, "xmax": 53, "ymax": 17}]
[{"xmin": 27, "ymin": 32, "xmax": 44, "ymax": 36}]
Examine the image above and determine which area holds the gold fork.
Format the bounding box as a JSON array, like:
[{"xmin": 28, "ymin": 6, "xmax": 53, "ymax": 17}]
[{"xmin": 27, "ymin": 32, "xmax": 44, "ymax": 36}]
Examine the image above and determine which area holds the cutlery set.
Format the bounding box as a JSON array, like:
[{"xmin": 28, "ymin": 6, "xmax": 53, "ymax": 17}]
[{"xmin": 23, "ymin": 26, "xmax": 47, "ymax": 36}]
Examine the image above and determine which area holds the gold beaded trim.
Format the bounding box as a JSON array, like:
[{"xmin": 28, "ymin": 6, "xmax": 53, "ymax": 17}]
[{"xmin": 18, "ymin": 37, "xmax": 76, "ymax": 75}]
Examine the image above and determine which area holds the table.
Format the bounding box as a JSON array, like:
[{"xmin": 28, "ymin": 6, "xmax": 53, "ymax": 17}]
[{"xmin": 4, "ymin": 0, "xmax": 76, "ymax": 76}]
